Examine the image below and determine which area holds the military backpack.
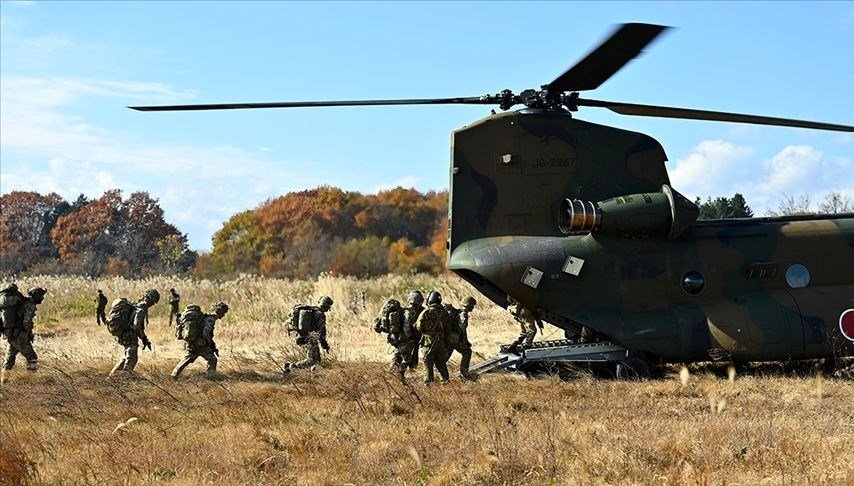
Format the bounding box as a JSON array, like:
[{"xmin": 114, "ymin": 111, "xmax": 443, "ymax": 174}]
[
  {"xmin": 177, "ymin": 304, "xmax": 204, "ymax": 342},
  {"xmin": 374, "ymin": 298, "xmax": 404, "ymax": 344},
  {"xmin": 443, "ymin": 304, "xmax": 462, "ymax": 334},
  {"xmin": 0, "ymin": 283, "xmax": 24, "ymax": 330},
  {"xmin": 287, "ymin": 304, "xmax": 317, "ymax": 334},
  {"xmin": 106, "ymin": 298, "xmax": 136, "ymax": 337}
]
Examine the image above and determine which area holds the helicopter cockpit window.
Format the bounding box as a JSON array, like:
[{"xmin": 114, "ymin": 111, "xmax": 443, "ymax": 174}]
[
  {"xmin": 785, "ymin": 263, "xmax": 811, "ymax": 288},
  {"xmin": 681, "ymin": 271, "xmax": 705, "ymax": 296}
]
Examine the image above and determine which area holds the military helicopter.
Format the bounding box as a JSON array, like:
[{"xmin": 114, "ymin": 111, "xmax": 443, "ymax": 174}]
[{"xmin": 131, "ymin": 23, "xmax": 854, "ymax": 377}]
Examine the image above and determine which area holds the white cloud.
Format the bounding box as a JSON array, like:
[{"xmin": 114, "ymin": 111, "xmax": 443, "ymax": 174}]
[
  {"xmin": 759, "ymin": 145, "xmax": 823, "ymax": 194},
  {"xmin": 669, "ymin": 140, "xmax": 753, "ymax": 200},
  {"xmin": 0, "ymin": 74, "xmax": 316, "ymax": 249}
]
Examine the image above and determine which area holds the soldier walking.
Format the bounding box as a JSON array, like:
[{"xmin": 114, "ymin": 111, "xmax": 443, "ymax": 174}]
[
  {"xmin": 375, "ymin": 297, "xmax": 421, "ymax": 382},
  {"xmin": 284, "ymin": 296, "xmax": 333, "ymax": 373},
  {"xmin": 1, "ymin": 285, "xmax": 47, "ymax": 372},
  {"xmin": 96, "ymin": 289, "xmax": 108, "ymax": 326},
  {"xmin": 109, "ymin": 289, "xmax": 158, "ymax": 376},
  {"xmin": 444, "ymin": 296, "xmax": 477, "ymax": 379},
  {"xmin": 416, "ymin": 291, "xmax": 450, "ymax": 384},
  {"xmin": 507, "ymin": 300, "xmax": 542, "ymax": 354},
  {"xmin": 172, "ymin": 302, "xmax": 228, "ymax": 378},
  {"xmin": 168, "ymin": 288, "xmax": 180, "ymax": 326},
  {"xmin": 404, "ymin": 290, "xmax": 424, "ymax": 371}
]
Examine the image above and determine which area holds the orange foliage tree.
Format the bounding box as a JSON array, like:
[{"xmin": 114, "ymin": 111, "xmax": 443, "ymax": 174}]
[
  {"xmin": 0, "ymin": 191, "xmax": 71, "ymax": 274},
  {"xmin": 50, "ymin": 190, "xmax": 195, "ymax": 276},
  {"xmin": 206, "ymin": 186, "xmax": 448, "ymax": 279}
]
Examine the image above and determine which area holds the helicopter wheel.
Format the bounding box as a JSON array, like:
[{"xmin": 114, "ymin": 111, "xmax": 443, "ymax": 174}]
[{"xmin": 615, "ymin": 357, "xmax": 651, "ymax": 380}]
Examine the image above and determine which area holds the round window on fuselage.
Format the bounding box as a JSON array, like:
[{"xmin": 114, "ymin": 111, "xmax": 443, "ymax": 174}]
[
  {"xmin": 785, "ymin": 263, "xmax": 811, "ymax": 289},
  {"xmin": 681, "ymin": 271, "xmax": 705, "ymax": 296}
]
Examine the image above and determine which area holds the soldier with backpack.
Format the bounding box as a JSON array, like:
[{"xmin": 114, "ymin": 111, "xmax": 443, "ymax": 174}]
[
  {"xmin": 403, "ymin": 290, "xmax": 425, "ymax": 371},
  {"xmin": 171, "ymin": 302, "xmax": 229, "ymax": 378},
  {"xmin": 444, "ymin": 296, "xmax": 477, "ymax": 380},
  {"xmin": 1, "ymin": 285, "xmax": 47, "ymax": 372},
  {"xmin": 416, "ymin": 291, "xmax": 451, "ymax": 385},
  {"xmin": 108, "ymin": 289, "xmax": 159, "ymax": 376},
  {"xmin": 284, "ymin": 296, "xmax": 333, "ymax": 373},
  {"xmin": 373, "ymin": 298, "xmax": 409, "ymax": 380}
]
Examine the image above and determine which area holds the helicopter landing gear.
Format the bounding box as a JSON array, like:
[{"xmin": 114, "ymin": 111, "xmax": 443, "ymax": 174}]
[{"xmin": 615, "ymin": 356, "xmax": 652, "ymax": 380}]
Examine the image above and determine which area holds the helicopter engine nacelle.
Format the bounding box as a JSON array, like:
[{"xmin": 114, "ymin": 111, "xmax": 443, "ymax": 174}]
[{"xmin": 559, "ymin": 184, "xmax": 699, "ymax": 239}]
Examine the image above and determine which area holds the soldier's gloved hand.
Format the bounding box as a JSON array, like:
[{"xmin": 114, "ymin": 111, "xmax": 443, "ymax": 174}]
[
  {"xmin": 321, "ymin": 342, "xmax": 330, "ymax": 353},
  {"xmin": 142, "ymin": 338, "xmax": 152, "ymax": 351}
]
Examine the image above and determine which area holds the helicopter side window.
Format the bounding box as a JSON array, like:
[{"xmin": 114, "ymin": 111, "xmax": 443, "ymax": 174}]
[
  {"xmin": 785, "ymin": 263, "xmax": 811, "ymax": 289},
  {"xmin": 681, "ymin": 271, "xmax": 705, "ymax": 296}
]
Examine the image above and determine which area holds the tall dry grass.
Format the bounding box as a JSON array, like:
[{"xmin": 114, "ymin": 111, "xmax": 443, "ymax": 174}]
[{"xmin": 0, "ymin": 275, "xmax": 852, "ymax": 485}]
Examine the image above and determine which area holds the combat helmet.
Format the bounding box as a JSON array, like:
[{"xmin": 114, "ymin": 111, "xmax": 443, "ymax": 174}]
[
  {"xmin": 462, "ymin": 296, "xmax": 477, "ymax": 309},
  {"xmin": 407, "ymin": 290, "xmax": 424, "ymax": 306},
  {"xmin": 318, "ymin": 295, "xmax": 333, "ymax": 311},
  {"xmin": 426, "ymin": 291, "xmax": 442, "ymax": 306},
  {"xmin": 27, "ymin": 287, "xmax": 47, "ymax": 304},
  {"xmin": 142, "ymin": 288, "xmax": 160, "ymax": 306},
  {"xmin": 211, "ymin": 301, "xmax": 229, "ymax": 316}
]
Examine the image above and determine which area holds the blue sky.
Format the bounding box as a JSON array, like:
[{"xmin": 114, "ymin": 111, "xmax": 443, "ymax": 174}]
[{"xmin": 1, "ymin": 1, "xmax": 852, "ymax": 250}]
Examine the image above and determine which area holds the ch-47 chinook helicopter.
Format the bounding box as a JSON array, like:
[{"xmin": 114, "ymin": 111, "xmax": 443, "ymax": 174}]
[{"xmin": 132, "ymin": 23, "xmax": 854, "ymax": 377}]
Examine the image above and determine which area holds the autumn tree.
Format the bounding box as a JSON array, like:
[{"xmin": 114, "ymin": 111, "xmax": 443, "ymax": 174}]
[
  {"xmin": 206, "ymin": 186, "xmax": 449, "ymax": 278},
  {"xmin": 51, "ymin": 190, "xmax": 195, "ymax": 276},
  {"xmin": 0, "ymin": 191, "xmax": 70, "ymax": 274}
]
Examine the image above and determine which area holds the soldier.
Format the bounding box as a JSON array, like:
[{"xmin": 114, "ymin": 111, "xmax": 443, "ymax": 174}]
[
  {"xmin": 284, "ymin": 296, "xmax": 333, "ymax": 373},
  {"xmin": 404, "ymin": 290, "xmax": 425, "ymax": 370},
  {"xmin": 171, "ymin": 302, "xmax": 228, "ymax": 378},
  {"xmin": 444, "ymin": 296, "xmax": 477, "ymax": 379},
  {"xmin": 168, "ymin": 288, "xmax": 180, "ymax": 326},
  {"xmin": 2, "ymin": 287, "xmax": 47, "ymax": 372},
  {"xmin": 109, "ymin": 289, "xmax": 158, "ymax": 376},
  {"xmin": 507, "ymin": 300, "xmax": 542, "ymax": 354},
  {"xmin": 96, "ymin": 289, "xmax": 108, "ymax": 326},
  {"xmin": 416, "ymin": 291, "xmax": 450, "ymax": 384}
]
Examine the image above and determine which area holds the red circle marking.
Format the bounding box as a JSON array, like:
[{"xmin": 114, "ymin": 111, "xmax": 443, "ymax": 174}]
[{"xmin": 841, "ymin": 309, "xmax": 854, "ymax": 342}]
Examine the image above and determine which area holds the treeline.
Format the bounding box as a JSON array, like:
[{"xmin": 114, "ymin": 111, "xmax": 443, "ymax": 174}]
[
  {"xmin": 196, "ymin": 187, "xmax": 448, "ymax": 279},
  {"xmin": 4, "ymin": 188, "xmax": 850, "ymax": 279},
  {"xmin": 0, "ymin": 190, "xmax": 196, "ymax": 277}
]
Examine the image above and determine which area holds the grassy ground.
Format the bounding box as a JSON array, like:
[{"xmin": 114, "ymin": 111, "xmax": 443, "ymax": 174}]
[{"xmin": 1, "ymin": 275, "xmax": 852, "ymax": 485}]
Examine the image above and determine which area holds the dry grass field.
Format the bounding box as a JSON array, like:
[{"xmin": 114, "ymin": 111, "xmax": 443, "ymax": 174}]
[{"xmin": 1, "ymin": 275, "xmax": 852, "ymax": 485}]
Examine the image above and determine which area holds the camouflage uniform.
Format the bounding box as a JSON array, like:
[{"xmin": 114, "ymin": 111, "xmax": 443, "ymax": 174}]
[
  {"xmin": 172, "ymin": 302, "xmax": 228, "ymax": 378},
  {"xmin": 3, "ymin": 288, "xmax": 46, "ymax": 371},
  {"xmin": 96, "ymin": 290, "xmax": 108, "ymax": 326},
  {"xmin": 375, "ymin": 300, "xmax": 408, "ymax": 378},
  {"xmin": 508, "ymin": 302, "xmax": 539, "ymax": 351},
  {"xmin": 168, "ymin": 289, "xmax": 180, "ymax": 326},
  {"xmin": 444, "ymin": 297, "xmax": 476, "ymax": 378},
  {"xmin": 403, "ymin": 291, "xmax": 425, "ymax": 370},
  {"xmin": 416, "ymin": 292, "xmax": 450, "ymax": 384},
  {"xmin": 287, "ymin": 296, "xmax": 332, "ymax": 371},
  {"xmin": 110, "ymin": 290, "xmax": 157, "ymax": 375}
]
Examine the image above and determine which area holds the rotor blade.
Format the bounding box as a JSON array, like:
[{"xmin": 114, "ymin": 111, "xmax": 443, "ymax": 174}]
[
  {"xmin": 547, "ymin": 23, "xmax": 670, "ymax": 93},
  {"xmin": 577, "ymin": 98, "xmax": 854, "ymax": 132},
  {"xmin": 129, "ymin": 97, "xmax": 488, "ymax": 111}
]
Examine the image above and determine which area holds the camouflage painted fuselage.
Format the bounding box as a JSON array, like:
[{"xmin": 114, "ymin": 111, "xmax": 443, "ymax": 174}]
[{"xmin": 447, "ymin": 109, "xmax": 854, "ymax": 362}]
